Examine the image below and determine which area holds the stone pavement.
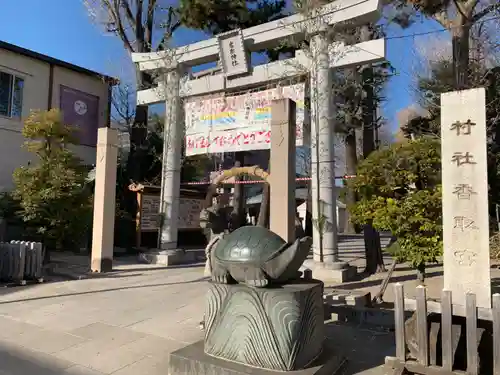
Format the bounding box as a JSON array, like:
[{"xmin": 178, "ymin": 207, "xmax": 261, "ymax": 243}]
[{"xmin": 0, "ymin": 262, "xmax": 395, "ymax": 375}]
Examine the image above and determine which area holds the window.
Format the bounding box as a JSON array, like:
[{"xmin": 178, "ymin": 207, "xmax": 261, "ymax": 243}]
[{"xmin": 0, "ymin": 71, "xmax": 24, "ymax": 118}]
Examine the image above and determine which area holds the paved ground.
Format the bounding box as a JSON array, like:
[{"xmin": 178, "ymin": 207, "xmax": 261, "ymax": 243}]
[{"xmin": 0, "ymin": 261, "xmax": 396, "ymax": 375}]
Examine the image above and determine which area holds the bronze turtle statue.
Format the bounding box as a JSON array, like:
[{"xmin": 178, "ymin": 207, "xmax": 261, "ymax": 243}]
[{"xmin": 210, "ymin": 226, "xmax": 312, "ymax": 287}]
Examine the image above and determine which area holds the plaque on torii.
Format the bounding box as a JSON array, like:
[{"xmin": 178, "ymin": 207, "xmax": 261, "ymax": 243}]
[{"xmin": 217, "ymin": 29, "xmax": 250, "ymax": 78}]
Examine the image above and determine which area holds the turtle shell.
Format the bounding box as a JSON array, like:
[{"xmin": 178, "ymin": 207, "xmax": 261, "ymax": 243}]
[{"xmin": 213, "ymin": 226, "xmax": 286, "ymax": 264}]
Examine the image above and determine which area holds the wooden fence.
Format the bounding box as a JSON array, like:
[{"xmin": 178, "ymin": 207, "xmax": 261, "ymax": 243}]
[{"xmin": 385, "ymin": 283, "xmax": 500, "ymax": 375}]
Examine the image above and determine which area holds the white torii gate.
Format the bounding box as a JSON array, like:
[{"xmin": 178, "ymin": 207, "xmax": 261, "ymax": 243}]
[{"xmin": 131, "ymin": 0, "xmax": 386, "ymax": 274}]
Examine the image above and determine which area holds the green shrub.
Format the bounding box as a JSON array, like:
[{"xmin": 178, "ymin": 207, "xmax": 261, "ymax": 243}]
[
  {"xmin": 12, "ymin": 109, "xmax": 93, "ymax": 251},
  {"xmin": 347, "ymin": 137, "xmax": 442, "ymax": 276}
]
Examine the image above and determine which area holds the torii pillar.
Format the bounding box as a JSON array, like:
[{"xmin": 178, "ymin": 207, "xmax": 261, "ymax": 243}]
[
  {"xmin": 305, "ymin": 32, "xmax": 357, "ymax": 282},
  {"xmin": 159, "ymin": 70, "xmax": 183, "ymax": 251}
]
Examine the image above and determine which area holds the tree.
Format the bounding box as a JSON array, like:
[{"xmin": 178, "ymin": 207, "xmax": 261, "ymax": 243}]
[
  {"xmin": 12, "ymin": 109, "xmax": 93, "ymax": 257},
  {"xmin": 347, "ymin": 137, "xmax": 442, "ymax": 282},
  {"xmin": 84, "ymin": 0, "xmax": 181, "ymax": 183},
  {"xmin": 111, "ymin": 83, "xmax": 136, "ymax": 131},
  {"xmin": 178, "ymin": 0, "xmax": 286, "ymax": 35},
  {"xmin": 389, "ymin": 0, "xmax": 499, "ymax": 88},
  {"xmin": 332, "ymin": 24, "xmax": 394, "ymax": 272}
]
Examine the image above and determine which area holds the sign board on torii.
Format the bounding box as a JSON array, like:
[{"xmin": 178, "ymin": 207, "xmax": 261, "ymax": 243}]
[{"xmin": 131, "ymin": 0, "xmax": 386, "ymax": 105}]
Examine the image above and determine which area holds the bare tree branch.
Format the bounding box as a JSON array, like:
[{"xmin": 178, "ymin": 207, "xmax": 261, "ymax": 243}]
[
  {"xmin": 434, "ymin": 11, "xmax": 453, "ymax": 29},
  {"xmin": 157, "ymin": 7, "xmax": 181, "ymax": 51},
  {"xmin": 135, "ymin": 0, "xmax": 145, "ymax": 52},
  {"xmin": 105, "ymin": 0, "xmax": 134, "ymax": 52},
  {"xmin": 472, "ymin": 1, "xmax": 500, "ymax": 22},
  {"xmin": 453, "ymin": 0, "xmax": 476, "ymax": 20},
  {"xmin": 145, "ymin": 0, "xmax": 157, "ymax": 49},
  {"xmin": 120, "ymin": 0, "xmax": 137, "ymax": 29},
  {"xmin": 111, "ymin": 84, "xmax": 136, "ymax": 129}
]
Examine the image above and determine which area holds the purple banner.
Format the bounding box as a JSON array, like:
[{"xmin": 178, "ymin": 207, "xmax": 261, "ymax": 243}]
[{"xmin": 59, "ymin": 85, "xmax": 99, "ymax": 146}]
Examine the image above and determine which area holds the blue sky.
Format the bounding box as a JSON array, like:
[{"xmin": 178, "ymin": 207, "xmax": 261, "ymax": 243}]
[{"xmin": 0, "ymin": 0, "xmax": 445, "ymax": 133}]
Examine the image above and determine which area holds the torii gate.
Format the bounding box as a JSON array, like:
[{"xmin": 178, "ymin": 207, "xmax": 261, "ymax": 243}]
[{"xmin": 131, "ymin": 0, "xmax": 386, "ymax": 277}]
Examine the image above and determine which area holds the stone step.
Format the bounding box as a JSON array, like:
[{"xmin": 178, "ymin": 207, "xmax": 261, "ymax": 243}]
[
  {"xmin": 324, "ymin": 289, "xmax": 371, "ymax": 307},
  {"xmin": 337, "ymin": 234, "xmax": 393, "ymax": 252}
]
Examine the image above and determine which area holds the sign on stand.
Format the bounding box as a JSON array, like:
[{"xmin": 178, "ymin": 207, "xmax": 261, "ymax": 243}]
[
  {"xmin": 140, "ymin": 195, "xmax": 161, "ymax": 231},
  {"xmin": 184, "ymin": 83, "xmax": 306, "ymax": 155},
  {"xmin": 134, "ymin": 191, "xmax": 204, "ymax": 248},
  {"xmin": 441, "ymin": 88, "xmax": 491, "ymax": 308},
  {"xmin": 178, "ymin": 199, "xmax": 204, "ymax": 229},
  {"xmin": 139, "ymin": 195, "xmax": 203, "ymax": 231}
]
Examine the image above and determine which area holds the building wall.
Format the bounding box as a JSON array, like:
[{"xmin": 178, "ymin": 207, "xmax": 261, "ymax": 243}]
[
  {"xmin": 0, "ymin": 47, "xmax": 110, "ymax": 191},
  {"xmin": 51, "ymin": 65, "xmax": 110, "ymax": 163},
  {"xmin": 0, "ymin": 48, "xmax": 50, "ymax": 192}
]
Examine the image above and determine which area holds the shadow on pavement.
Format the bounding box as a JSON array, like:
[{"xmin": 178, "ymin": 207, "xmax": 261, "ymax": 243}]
[
  {"xmin": 325, "ymin": 321, "xmax": 395, "ymax": 375},
  {"xmin": 112, "ymin": 262, "xmax": 206, "ymax": 273},
  {"xmin": 0, "ymin": 271, "xmax": 155, "ymax": 299},
  {"xmin": 0, "ymin": 341, "xmax": 95, "ymax": 375},
  {"xmin": 0, "ymin": 322, "xmax": 396, "ymax": 375},
  {"xmin": 0, "ymin": 276, "xmax": 210, "ymax": 305}
]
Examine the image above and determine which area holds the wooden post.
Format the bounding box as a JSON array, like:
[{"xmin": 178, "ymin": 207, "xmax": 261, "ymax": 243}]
[
  {"xmin": 441, "ymin": 289, "xmax": 453, "ymax": 371},
  {"xmin": 466, "ymin": 293, "xmax": 478, "ymax": 375},
  {"xmin": 493, "ymin": 293, "xmax": 500, "ymax": 375},
  {"xmin": 416, "ymin": 285, "xmax": 429, "ymax": 366},
  {"xmin": 136, "ymin": 192, "xmax": 143, "ymax": 248},
  {"xmin": 394, "ymin": 283, "xmax": 406, "ymax": 360}
]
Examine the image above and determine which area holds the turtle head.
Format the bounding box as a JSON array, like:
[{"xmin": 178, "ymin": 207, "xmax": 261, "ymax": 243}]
[{"xmin": 264, "ymin": 236, "xmax": 312, "ymax": 282}]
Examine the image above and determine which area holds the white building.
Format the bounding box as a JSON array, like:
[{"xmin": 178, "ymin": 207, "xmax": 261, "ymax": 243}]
[{"xmin": 0, "ymin": 40, "xmax": 117, "ymax": 191}]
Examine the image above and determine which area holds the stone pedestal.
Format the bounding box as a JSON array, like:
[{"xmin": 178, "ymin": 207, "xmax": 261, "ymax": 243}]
[
  {"xmin": 303, "ymin": 259, "xmax": 357, "ymax": 283},
  {"xmin": 204, "ymin": 280, "xmax": 324, "ymax": 371},
  {"xmin": 169, "ymin": 340, "xmax": 346, "ymax": 375}
]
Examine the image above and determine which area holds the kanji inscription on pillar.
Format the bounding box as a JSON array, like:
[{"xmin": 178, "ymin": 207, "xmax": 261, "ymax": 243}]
[{"xmin": 441, "ymin": 88, "xmax": 490, "ymax": 308}]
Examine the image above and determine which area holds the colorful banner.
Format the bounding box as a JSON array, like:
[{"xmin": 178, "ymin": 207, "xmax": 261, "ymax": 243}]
[
  {"xmin": 184, "ymin": 83, "xmax": 306, "ymax": 155},
  {"xmin": 59, "ymin": 85, "xmax": 100, "ymax": 146}
]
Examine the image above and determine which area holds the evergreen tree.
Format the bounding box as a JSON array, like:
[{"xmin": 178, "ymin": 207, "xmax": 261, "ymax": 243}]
[
  {"xmin": 348, "ymin": 137, "xmax": 442, "ymax": 282},
  {"xmin": 12, "ymin": 109, "xmax": 93, "ymax": 255},
  {"xmin": 178, "ymin": 0, "xmax": 286, "ymax": 34}
]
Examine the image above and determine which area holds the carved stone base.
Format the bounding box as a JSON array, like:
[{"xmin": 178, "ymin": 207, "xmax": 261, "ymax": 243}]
[
  {"xmin": 204, "ymin": 280, "xmax": 325, "ymax": 371},
  {"xmin": 170, "ymin": 340, "xmax": 346, "ymax": 375}
]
